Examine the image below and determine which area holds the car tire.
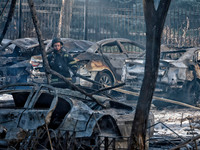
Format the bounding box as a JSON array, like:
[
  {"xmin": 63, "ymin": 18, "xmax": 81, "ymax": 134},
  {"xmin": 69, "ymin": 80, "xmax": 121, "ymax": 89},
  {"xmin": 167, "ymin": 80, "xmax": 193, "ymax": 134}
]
[{"xmin": 94, "ymin": 72, "xmax": 114, "ymax": 94}]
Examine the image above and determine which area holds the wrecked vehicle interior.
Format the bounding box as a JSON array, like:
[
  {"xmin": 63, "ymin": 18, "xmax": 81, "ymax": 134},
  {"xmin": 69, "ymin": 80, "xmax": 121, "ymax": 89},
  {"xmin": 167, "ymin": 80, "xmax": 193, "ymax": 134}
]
[
  {"xmin": 122, "ymin": 47, "xmax": 200, "ymax": 106},
  {"xmin": 0, "ymin": 83, "xmax": 154, "ymax": 149}
]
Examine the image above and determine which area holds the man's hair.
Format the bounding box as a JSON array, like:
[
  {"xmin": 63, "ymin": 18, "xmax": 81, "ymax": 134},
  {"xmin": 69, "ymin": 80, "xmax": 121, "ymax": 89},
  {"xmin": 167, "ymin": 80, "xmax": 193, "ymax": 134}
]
[{"xmin": 51, "ymin": 38, "xmax": 63, "ymax": 47}]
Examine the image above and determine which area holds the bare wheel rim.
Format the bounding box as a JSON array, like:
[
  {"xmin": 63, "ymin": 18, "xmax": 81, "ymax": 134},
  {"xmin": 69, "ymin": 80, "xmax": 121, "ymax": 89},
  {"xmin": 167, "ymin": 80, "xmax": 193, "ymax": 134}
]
[{"xmin": 99, "ymin": 75, "xmax": 112, "ymax": 88}]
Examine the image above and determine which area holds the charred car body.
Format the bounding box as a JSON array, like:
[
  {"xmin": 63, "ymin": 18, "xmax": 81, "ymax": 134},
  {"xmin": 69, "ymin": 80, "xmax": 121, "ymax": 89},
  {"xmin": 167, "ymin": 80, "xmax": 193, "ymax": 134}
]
[
  {"xmin": 29, "ymin": 38, "xmax": 145, "ymax": 90},
  {"xmin": 122, "ymin": 47, "xmax": 200, "ymax": 105},
  {"xmin": 0, "ymin": 83, "xmax": 154, "ymax": 149},
  {"xmin": 0, "ymin": 38, "xmax": 48, "ymax": 85}
]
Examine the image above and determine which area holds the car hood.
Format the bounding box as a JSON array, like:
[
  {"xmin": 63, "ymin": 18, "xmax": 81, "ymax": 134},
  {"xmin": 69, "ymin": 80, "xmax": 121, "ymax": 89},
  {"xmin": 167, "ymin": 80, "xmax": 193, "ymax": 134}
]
[
  {"xmin": 170, "ymin": 47, "xmax": 200, "ymax": 68},
  {"xmin": 3, "ymin": 38, "xmax": 40, "ymax": 50}
]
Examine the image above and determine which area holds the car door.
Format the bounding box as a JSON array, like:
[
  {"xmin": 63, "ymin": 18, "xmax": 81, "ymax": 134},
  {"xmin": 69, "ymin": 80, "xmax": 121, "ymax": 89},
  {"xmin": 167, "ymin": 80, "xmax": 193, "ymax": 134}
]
[
  {"xmin": 18, "ymin": 85, "xmax": 58, "ymax": 130},
  {"xmin": 99, "ymin": 40, "xmax": 128, "ymax": 80},
  {"xmin": 0, "ymin": 85, "xmax": 34, "ymax": 130}
]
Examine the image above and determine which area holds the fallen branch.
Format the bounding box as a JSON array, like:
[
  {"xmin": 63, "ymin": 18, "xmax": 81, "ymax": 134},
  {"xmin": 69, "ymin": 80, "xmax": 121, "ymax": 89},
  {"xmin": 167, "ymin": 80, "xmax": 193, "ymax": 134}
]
[
  {"xmin": 49, "ymin": 69, "xmax": 106, "ymax": 108},
  {"xmin": 91, "ymin": 83, "xmax": 125, "ymax": 95},
  {"xmin": 0, "ymin": 0, "xmax": 10, "ymax": 18},
  {"xmin": 0, "ymin": 0, "xmax": 17, "ymax": 44},
  {"xmin": 170, "ymin": 135, "xmax": 200, "ymax": 150},
  {"xmin": 113, "ymin": 88, "xmax": 200, "ymax": 110}
]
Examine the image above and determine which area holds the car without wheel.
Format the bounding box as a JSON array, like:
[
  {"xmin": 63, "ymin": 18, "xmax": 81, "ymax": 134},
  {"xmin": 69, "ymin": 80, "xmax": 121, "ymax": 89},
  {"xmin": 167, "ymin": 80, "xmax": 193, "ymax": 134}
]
[{"xmin": 0, "ymin": 83, "xmax": 154, "ymax": 149}]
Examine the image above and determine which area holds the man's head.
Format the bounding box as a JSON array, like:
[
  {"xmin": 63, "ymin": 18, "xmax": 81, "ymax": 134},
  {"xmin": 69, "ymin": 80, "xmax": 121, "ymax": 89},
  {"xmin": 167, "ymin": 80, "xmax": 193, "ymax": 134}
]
[{"xmin": 51, "ymin": 38, "xmax": 63, "ymax": 51}]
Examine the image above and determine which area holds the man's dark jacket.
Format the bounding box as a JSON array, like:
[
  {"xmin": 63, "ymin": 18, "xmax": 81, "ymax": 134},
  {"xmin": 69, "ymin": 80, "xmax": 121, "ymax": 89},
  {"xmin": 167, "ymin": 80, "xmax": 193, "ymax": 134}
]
[{"xmin": 47, "ymin": 47, "xmax": 77, "ymax": 79}]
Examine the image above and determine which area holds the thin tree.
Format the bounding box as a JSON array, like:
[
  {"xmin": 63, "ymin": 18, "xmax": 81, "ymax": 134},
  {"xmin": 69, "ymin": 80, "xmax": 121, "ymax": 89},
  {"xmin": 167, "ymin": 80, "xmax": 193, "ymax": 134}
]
[
  {"xmin": 57, "ymin": 0, "xmax": 74, "ymax": 37},
  {"xmin": 0, "ymin": 0, "xmax": 17, "ymax": 44},
  {"xmin": 129, "ymin": 0, "xmax": 171, "ymax": 149},
  {"xmin": 57, "ymin": 0, "xmax": 65, "ymax": 37}
]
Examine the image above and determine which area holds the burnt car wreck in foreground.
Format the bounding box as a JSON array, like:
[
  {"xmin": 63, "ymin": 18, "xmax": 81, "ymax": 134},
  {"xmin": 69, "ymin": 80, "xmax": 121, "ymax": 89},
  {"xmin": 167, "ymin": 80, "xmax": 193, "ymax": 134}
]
[
  {"xmin": 122, "ymin": 47, "xmax": 200, "ymax": 106},
  {"xmin": 0, "ymin": 83, "xmax": 154, "ymax": 149}
]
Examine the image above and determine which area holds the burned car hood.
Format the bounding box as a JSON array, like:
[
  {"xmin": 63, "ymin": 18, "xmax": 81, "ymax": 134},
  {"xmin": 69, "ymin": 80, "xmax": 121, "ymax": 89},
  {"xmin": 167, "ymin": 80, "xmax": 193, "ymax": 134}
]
[
  {"xmin": 10, "ymin": 38, "xmax": 40, "ymax": 50},
  {"xmin": 1, "ymin": 38, "xmax": 39, "ymax": 51},
  {"xmin": 170, "ymin": 48, "xmax": 200, "ymax": 68},
  {"xmin": 45, "ymin": 38, "xmax": 95, "ymax": 54}
]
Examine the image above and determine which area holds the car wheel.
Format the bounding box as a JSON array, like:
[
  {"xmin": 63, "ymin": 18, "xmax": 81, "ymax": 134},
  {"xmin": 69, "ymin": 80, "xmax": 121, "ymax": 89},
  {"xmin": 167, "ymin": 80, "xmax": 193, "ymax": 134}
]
[{"xmin": 94, "ymin": 72, "xmax": 113, "ymax": 94}]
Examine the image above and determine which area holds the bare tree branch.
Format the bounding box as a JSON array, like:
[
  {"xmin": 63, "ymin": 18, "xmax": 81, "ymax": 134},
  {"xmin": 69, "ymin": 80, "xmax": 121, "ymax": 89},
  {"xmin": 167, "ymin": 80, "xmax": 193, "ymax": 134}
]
[
  {"xmin": 0, "ymin": 0, "xmax": 10, "ymax": 18},
  {"xmin": 0, "ymin": 0, "xmax": 17, "ymax": 44}
]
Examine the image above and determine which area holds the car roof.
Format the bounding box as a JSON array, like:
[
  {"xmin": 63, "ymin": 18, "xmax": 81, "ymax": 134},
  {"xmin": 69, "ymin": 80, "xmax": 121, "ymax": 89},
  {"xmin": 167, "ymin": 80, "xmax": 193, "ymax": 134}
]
[
  {"xmin": 0, "ymin": 38, "xmax": 50, "ymax": 51},
  {"xmin": 45, "ymin": 38, "xmax": 95, "ymax": 53},
  {"xmin": 97, "ymin": 38, "xmax": 133, "ymax": 45},
  {"xmin": 96, "ymin": 38, "xmax": 145, "ymax": 50},
  {"xmin": 177, "ymin": 47, "xmax": 200, "ymax": 61}
]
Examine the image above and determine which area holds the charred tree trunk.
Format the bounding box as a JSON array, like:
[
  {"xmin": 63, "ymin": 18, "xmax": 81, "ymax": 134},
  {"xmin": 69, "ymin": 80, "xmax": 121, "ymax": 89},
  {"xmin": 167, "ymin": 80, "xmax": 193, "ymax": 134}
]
[
  {"xmin": 0, "ymin": 0, "xmax": 17, "ymax": 44},
  {"xmin": 129, "ymin": 1, "xmax": 171, "ymax": 150}
]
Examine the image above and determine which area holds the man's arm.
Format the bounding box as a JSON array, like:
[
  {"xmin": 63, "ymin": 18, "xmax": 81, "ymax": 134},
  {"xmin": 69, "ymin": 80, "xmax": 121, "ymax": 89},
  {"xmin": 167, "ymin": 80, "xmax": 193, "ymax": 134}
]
[{"xmin": 64, "ymin": 53, "xmax": 78, "ymax": 74}]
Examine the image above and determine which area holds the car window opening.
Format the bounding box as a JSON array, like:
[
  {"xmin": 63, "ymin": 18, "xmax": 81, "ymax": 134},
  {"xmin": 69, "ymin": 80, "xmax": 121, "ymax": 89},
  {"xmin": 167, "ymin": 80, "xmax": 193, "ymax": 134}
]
[
  {"xmin": 34, "ymin": 93, "xmax": 54, "ymax": 109},
  {"xmin": 12, "ymin": 92, "xmax": 30, "ymax": 108},
  {"xmin": 0, "ymin": 92, "xmax": 30, "ymax": 108},
  {"xmin": 102, "ymin": 45, "xmax": 121, "ymax": 53}
]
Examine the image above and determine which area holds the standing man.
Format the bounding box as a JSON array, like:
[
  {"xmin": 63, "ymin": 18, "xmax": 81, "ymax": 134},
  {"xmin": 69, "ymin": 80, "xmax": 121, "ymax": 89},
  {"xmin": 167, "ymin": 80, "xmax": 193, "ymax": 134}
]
[{"xmin": 48, "ymin": 38, "xmax": 78, "ymax": 83}]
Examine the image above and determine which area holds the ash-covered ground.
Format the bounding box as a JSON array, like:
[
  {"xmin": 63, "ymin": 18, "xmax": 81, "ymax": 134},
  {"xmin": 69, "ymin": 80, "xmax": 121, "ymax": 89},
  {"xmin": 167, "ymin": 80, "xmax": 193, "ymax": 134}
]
[{"xmin": 150, "ymin": 105, "xmax": 200, "ymax": 150}]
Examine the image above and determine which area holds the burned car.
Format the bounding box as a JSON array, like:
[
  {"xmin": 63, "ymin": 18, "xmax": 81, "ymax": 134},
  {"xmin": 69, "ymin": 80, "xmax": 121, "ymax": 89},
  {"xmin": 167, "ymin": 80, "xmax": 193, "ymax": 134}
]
[
  {"xmin": 0, "ymin": 38, "xmax": 49, "ymax": 85},
  {"xmin": 122, "ymin": 47, "xmax": 200, "ymax": 105},
  {"xmin": 0, "ymin": 83, "xmax": 154, "ymax": 149},
  {"xmin": 29, "ymin": 38, "xmax": 145, "ymax": 90}
]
